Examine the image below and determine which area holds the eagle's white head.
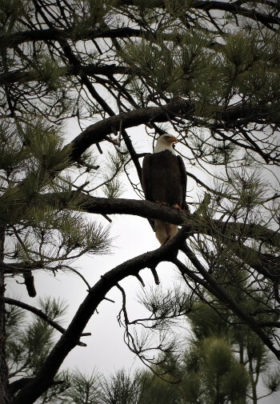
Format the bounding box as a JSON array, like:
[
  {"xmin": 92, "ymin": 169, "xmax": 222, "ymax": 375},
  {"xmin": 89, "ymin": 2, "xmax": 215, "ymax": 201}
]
[{"xmin": 154, "ymin": 134, "xmax": 178, "ymax": 154}]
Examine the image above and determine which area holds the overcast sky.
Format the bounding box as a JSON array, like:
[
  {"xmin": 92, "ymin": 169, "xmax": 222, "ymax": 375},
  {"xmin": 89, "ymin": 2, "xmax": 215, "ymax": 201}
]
[
  {"xmin": 6, "ymin": 124, "xmax": 280, "ymax": 403},
  {"xmin": 7, "ymin": 125, "xmax": 188, "ymax": 374}
]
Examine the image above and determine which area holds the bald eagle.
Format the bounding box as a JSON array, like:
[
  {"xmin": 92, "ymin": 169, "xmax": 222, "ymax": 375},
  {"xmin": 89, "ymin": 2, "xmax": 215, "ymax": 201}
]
[{"xmin": 142, "ymin": 134, "xmax": 187, "ymax": 244}]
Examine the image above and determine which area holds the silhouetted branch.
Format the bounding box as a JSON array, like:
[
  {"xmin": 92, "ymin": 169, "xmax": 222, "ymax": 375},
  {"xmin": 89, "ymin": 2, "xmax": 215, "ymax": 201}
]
[
  {"xmin": 0, "ymin": 27, "xmax": 163, "ymax": 50},
  {"xmin": 68, "ymin": 98, "xmax": 280, "ymax": 162},
  {"xmin": 23, "ymin": 271, "xmax": 36, "ymax": 298},
  {"xmin": 9, "ymin": 379, "xmax": 33, "ymax": 395},
  {"xmin": 40, "ymin": 192, "xmax": 280, "ymax": 249},
  {"xmin": 12, "ymin": 228, "xmax": 188, "ymax": 404},
  {"xmin": 177, "ymin": 244, "xmax": 280, "ymax": 359},
  {"xmin": 121, "ymin": 0, "xmax": 280, "ymax": 28},
  {"xmin": 0, "ymin": 64, "xmax": 129, "ymax": 85},
  {"xmin": 4, "ymin": 298, "xmax": 90, "ymax": 346},
  {"xmin": 1, "ymin": 1, "xmax": 279, "ymax": 51}
]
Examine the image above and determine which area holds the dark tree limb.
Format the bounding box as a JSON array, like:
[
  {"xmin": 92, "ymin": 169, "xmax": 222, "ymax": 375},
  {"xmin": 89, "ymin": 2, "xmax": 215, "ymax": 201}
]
[
  {"xmin": 69, "ymin": 98, "xmax": 193, "ymax": 161},
  {"xmin": 68, "ymin": 98, "xmax": 280, "ymax": 162},
  {"xmin": 0, "ymin": 27, "xmax": 161, "ymax": 50},
  {"xmin": 121, "ymin": 128, "xmax": 143, "ymax": 182},
  {"xmin": 121, "ymin": 0, "xmax": 280, "ymax": 28},
  {"xmin": 39, "ymin": 192, "xmax": 280, "ymax": 249},
  {"xmin": 4, "ymin": 298, "xmax": 90, "ymax": 346},
  {"xmin": 192, "ymin": 0, "xmax": 280, "ymax": 28},
  {"xmin": 23, "ymin": 271, "xmax": 36, "ymax": 298},
  {"xmin": 178, "ymin": 243, "xmax": 280, "ymax": 359},
  {"xmin": 12, "ymin": 228, "xmax": 189, "ymax": 404},
  {"xmin": 9, "ymin": 379, "xmax": 34, "ymax": 395},
  {"xmin": 0, "ymin": 1, "xmax": 279, "ymax": 51},
  {"xmin": 1, "ymin": 262, "xmax": 43, "ymax": 274},
  {"xmin": 0, "ymin": 64, "xmax": 130, "ymax": 86},
  {"xmin": 9, "ymin": 378, "xmax": 64, "ymax": 395}
]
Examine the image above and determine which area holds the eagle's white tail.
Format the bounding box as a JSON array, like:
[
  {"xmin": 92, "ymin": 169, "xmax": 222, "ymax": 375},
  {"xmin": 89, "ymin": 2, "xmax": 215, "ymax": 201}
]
[{"xmin": 154, "ymin": 220, "xmax": 178, "ymax": 245}]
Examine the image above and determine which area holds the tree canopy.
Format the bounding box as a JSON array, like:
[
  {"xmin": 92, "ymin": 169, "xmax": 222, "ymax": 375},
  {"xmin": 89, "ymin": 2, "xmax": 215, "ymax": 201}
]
[{"xmin": 1, "ymin": 1, "xmax": 280, "ymax": 403}]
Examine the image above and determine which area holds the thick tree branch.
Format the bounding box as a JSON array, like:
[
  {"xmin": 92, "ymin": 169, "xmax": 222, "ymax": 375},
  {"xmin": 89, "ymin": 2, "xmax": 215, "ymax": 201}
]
[
  {"xmin": 68, "ymin": 98, "xmax": 279, "ymax": 162},
  {"xmin": 12, "ymin": 228, "xmax": 188, "ymax": 404},
  {"xmin": 0, "ymin": 1, "xmax": 278, "ymax": 51},
  {"xmin": 69, "ymin": 98, "xmax": 193, "ymax": 160},
  {"xmin": 23, "ymin": 271, "xmax": 36, "ymax": 298},
  {"xmin": 121, "ymin": 0, "xmax": 280, "ymax": 28},
  {"xmin": 40, "ymin": 192, "xmax": 280, "ymax": 250},
  {"xmin": 9, "ymin": 379, "xmax": 34, "ymax": 395},
  {"xmin": 192, "ymin": 0, "xmax": 280, "ymax": 27},
  {"xmin": 0, "ymin": 64, "xmax": 130, "ymax": 85},
  {"xmin": 0, "ymin": 27, "xmax": 156, "ymax": 50}
]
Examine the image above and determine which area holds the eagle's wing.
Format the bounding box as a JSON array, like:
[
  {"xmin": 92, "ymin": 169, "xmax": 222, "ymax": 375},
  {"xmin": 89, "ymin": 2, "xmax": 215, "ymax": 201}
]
[
  {"xmin": 177, "ymin": 155, "xmax": 187, "ymax": 210},
  {"xmin": 141, "ymin": 153, "xmax": 153, "ymax": 200}
]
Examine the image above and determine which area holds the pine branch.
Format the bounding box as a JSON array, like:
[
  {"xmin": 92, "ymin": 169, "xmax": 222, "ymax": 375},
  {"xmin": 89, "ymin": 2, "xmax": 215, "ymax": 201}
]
[
  {"xmin": 0, "ymin": 98, "xmax": 276, "ymax": 222},
  {"xmin": 177, "ymin": 244, "xmax": 280, "ymax": 359},
  {"xmin": 0, "ymin": 64, "xmax": 130, "ymax": 86},
  {"xmin": 0, "ymin": 225, "xmax": 11, "ymax": 403},
  {"xmin": 0, "ymin": 27, "xmax": 155, "ymax": 50},
  {"xmin": 40, "ymin": 192, "xmax": 280, "ymax": 250},
  {"xmin": 192, "ymin": 1, "xmax": 280, "ymax": 28},
  {"xmin": 0, "ymin": 1, "xmax": 279, "ymax": 51},
  {"xmin": 68, "ymin": 98, "xmax": 193, "ymax": 160},
  {"xmin": 4, "ymin": 298, "xmax": 90, "ymax": 346},
  {"xmin": 9, "ymin": 378, "xmax": 64, "ymax": 395},
  {"xmin": 12, "ymin": 228, "xmax": 188, "ymax": 404},
  {"xmin": 68, "ymin": 99, "xmax": 280, "ymax": 162},
  {"xmin": 120, "ymin": 0, "xmax": 280, "ymax": 28},
  {"xmin": 1, "ymin": 263, "xmax": 43, "ymax": 274}
]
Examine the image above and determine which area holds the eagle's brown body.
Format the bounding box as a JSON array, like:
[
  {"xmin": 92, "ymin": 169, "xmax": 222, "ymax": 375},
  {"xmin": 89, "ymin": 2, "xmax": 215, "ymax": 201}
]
[{"xmin": 142, "ymin": 137, "xmax": 186, "ymax": 244}]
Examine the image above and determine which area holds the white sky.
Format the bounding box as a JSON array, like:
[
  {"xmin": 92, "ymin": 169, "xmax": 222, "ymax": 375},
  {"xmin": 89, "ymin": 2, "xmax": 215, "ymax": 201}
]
[
  {"xmin": 7, "ymin": 203, "xmax": 187, "ymax": 374},
  {"xmin": 6, "ymin": 124, "xmax": 280, "ymax": 403},
  {"xmin": 7, "ymin": 125, "xmax": 189, "ymax": 375}
]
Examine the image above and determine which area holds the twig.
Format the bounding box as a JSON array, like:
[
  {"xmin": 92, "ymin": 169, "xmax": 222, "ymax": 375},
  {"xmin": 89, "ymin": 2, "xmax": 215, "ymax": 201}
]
[
  {"xmin": 150, "ymin": 267, "xmax": 160, "ymax": 285},
  {"xmin": 134, "ymin": 273, "xmax": 145, "ymax": 287},
  {"xmin": 4, "ymin": 298, "xmax": 90, "ymax": 346}
]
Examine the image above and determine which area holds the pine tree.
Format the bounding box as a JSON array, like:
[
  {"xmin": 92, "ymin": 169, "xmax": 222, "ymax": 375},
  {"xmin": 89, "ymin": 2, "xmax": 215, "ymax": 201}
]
[
  {"xmin": 1, "ymin": 1, "xmax": 280, "ymax": 402},
  {"xmin": 184, "ymin": 298, "xmax": 280, "ymax": 403},
  {"xmin": 6, "ymin": 299, "xmax": 71, "ymax": 403},
  {"xmin": 137, "ymin": 284, "xmax": 280, "ymax": 403}
]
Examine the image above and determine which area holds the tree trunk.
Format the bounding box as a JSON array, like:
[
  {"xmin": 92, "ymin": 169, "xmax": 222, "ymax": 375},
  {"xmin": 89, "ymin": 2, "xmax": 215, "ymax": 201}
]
[{"xmin": 0, "ymin": 226, "xmax": 11, "ymax": 404}]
